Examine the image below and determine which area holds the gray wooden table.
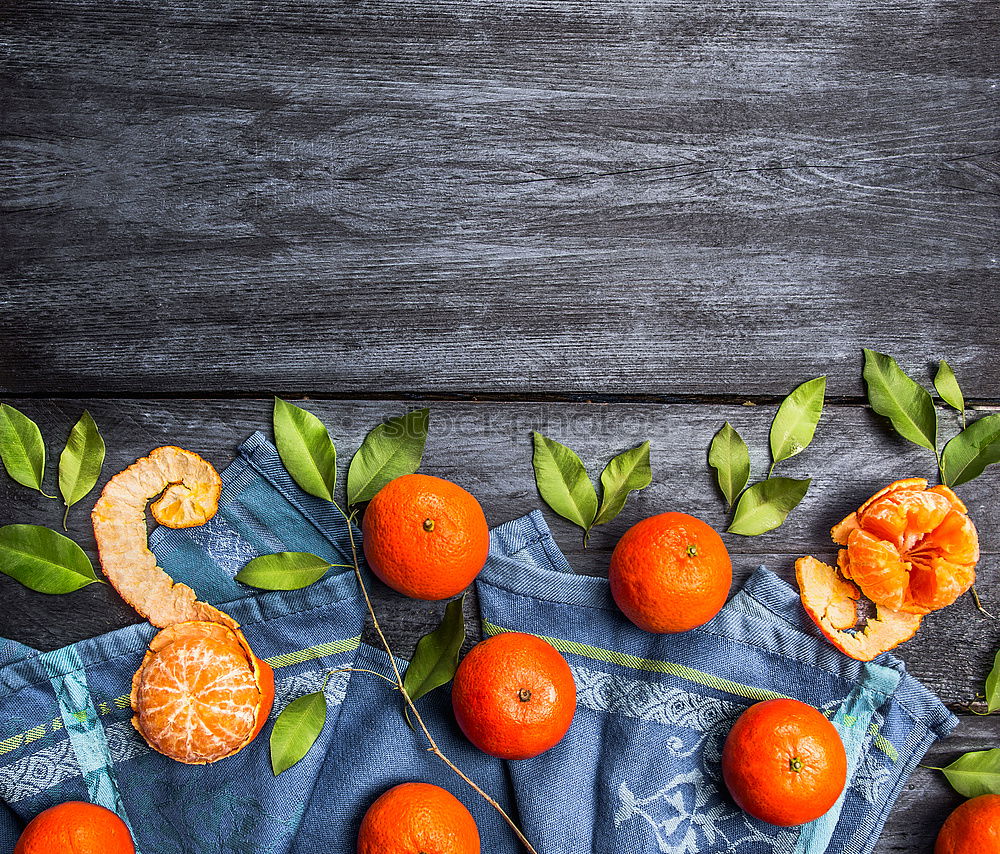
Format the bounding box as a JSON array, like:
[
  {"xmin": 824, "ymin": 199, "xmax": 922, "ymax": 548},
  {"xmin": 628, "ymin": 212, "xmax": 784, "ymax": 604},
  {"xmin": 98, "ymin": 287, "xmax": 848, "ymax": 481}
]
[{"xmin": 1, "ymin": 1, "xmax": 998, "ymax": 851}]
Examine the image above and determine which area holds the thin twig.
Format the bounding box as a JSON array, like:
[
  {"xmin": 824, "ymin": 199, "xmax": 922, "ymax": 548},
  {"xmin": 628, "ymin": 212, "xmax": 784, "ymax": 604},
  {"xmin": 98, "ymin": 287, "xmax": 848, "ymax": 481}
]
[
  {"xmin": 329, "ymin": 666, "xmax": 400, "ymax": 687},
  {"xmin": 335, "ymin": 504, "xmax": 540, "ymax": 854},
  {"xmin": 971, "ymin": 586, "xmax": 996, "ymax": 620}
]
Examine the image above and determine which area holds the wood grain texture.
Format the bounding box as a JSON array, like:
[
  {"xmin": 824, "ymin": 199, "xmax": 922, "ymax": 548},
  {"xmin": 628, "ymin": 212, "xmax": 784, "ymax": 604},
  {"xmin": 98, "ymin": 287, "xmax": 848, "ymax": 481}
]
[
  {"xmin": 2, "ymin": 0, "xmax": 998, "ymax": 396},
  {"xmin": 1, "ymin": 397, "xmax": 996, "ymax": 851}
]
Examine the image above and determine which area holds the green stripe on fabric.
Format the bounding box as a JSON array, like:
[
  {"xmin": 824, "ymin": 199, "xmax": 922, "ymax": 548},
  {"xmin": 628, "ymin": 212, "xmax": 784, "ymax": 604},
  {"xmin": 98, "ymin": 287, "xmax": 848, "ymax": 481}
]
[
  {"xmin": 0, "ymin": 635, "xmax": 363, "ymax": 758},
  {"xmin": 482, "ymin": 620, "xmax": 782, "ymax": 703},
  {"xmin": 482, "ymin": 620, "xmax": 900, "ymax": 762},
  {"xmin": 872, "ymin": 727, "xmax": 899, "ymax": 762},
  {"xmin": 265, "ymin": 636, "xmax": 362, "ymax": 669}
]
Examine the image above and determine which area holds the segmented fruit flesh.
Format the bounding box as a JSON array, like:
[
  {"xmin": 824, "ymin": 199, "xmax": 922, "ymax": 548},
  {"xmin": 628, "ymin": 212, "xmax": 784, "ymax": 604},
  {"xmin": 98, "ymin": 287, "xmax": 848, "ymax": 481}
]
[{"xmin": 94, "ymin": 446, "xmax": 274, "ymax": 764}]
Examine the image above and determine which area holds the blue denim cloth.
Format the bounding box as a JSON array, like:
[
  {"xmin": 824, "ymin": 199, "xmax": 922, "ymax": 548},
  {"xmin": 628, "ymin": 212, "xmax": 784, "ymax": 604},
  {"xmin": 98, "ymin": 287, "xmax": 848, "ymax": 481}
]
[
  {"xmin": 479, "ymin": 512, "xmax": 958, "ymax": 854},
  {"xmin": 0, "ymin": 433, "xmax": 957, "ymax": 853}
]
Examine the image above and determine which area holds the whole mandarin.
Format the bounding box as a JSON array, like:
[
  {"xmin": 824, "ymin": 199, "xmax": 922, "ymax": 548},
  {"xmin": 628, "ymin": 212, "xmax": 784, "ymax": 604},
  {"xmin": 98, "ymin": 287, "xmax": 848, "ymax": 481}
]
[
  {"xmin": 362, "ymin": 474, "xmax": 489, "ymax": 601},
  {"xmin": 15, "ymin": 802, "xmax": 135, "ymax": 854},
  {"xmin": 609, "ymin": 512, "xmax": 732, "ymax": 633},
  {"xmin": 452, "ymin": 632, "xmax": 576, "ymax": 760}
]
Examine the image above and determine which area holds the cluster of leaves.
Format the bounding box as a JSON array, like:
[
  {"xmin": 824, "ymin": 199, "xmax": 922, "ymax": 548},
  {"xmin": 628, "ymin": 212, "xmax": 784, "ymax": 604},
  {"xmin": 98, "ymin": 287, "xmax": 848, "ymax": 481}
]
[
  {"xmin": 863, "ymin": 350, "xmax": 1000, "ymax": 487},
  {"xmin": 0, "ymin": 405, "xmax": 106, "ymax": 594},
  {"xmin": 927, "ymin": 650, "xmax": 1000, "ymax": 797},
  {"xmin": 244, "ymin": 400, "xmax": 470, "ymax": 775},
  {"xmin": 531, "ymin": 433, "xmax": 651, "ymax": 544},
  {"xmin": 708, "ymin": 377, "xmax": 826, "ymax": 536}
]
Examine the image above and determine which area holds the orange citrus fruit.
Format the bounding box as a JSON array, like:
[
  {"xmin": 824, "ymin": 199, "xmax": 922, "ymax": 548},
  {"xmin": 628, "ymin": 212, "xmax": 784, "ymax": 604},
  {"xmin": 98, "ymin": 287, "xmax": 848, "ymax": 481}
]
[
  {"xmin": 130, "ymin": 621, "xmax": 275, "ymax": 764},
  {"xmin": 451, "ymin": 632, "xmax": 576, "ymax": 760},
  {"xmin": 362, "ymin": 474, "xmax": 489, "ymax": 601},
  {"xmin": 722, "ymin": 698, "xmax": 847, "ymax": 827},
  {"xmin": 357, "ymin": 782, "xmax": 480, "ymax": 854},
  {"xmin": 15, "ymin": 802, "xmax": 135, "ymax": 854},
  {"xmin": 94, "ymin": 447, "xmax": 275, "ymax": 764},
  {"xmin": 935, "ymin": 794, "xmax": 1000, "ymax": 854},
  {"xmin": 831, "ymin": 479, "xmax": 978, "ymax": 615},
  {"xmin": 609, "ymin": 512, "xmax": 732, "ymax": 633},
  {"xmin": 797, "ymin": 478, "xmax": 979, "ymax": 661}
]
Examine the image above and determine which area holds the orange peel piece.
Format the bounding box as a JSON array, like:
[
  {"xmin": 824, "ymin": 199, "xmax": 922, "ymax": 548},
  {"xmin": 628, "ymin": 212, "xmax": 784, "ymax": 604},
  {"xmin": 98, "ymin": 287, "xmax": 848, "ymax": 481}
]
[
  {"xmin": 830, "ymin": 478, "xmax": 978, "ymax": 615},
  {"xmin": 795, "ymin": 556, "xmax": 922, "ymax": 662},
  {"xmin": 93, "ymin": 446, "xmax": 274, "ymax": 764}
]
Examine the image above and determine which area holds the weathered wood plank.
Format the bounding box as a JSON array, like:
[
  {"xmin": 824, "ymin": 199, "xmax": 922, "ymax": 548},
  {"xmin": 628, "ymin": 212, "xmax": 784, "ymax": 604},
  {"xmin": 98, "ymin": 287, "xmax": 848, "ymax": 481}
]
[
  {"xmin": 0, "ymin": 397, "xmax": 995, "ymax": 852},
  {"xmin": 2, "ymin": 1, "xmax": 998, "ymax": 395},
  {"xmin": 881, "ymin": 716, "xmax": 1000, "ymax": 852}
]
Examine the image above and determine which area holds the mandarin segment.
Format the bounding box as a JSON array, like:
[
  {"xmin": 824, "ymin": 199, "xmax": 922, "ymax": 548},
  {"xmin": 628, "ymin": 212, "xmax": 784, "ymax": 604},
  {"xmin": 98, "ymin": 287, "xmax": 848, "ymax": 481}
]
[{"xmin": 842, "ymin": 479, "xmax": 979, "ymax": 615}]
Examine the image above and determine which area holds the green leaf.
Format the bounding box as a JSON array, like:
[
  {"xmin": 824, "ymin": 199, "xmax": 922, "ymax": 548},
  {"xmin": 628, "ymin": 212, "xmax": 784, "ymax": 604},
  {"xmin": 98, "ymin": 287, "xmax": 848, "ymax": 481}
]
[
  {"xmin": 934, "ymin": 360, "xmax": 965, "ymax": 414},
  {"xmin": 593, "ymin": 442, "xmax": 652, "ymax": 527},
  {"xmin": 403, "ymin": 595, "xmax": 466, "ymax": 705},
  {"xmin": 347, "ymin": 408, "xmax": 429, "ymax": 505},
  {"xmin": 940, "ymin": 414, "xmax": 1000, "ymax": 487},
  {"xmin": 236, "ymin": 552, "xmax": 333, "ymax": 590},
  {"xmin": 273, "ymin": 398, "xmax": 337, "ymax": 502},
  {"xmin": 58, "ymin": 411, "xmax": 105, "ymax": 527},
  {"xmin": 985, "ymin": 649, "xmax": 1000, "ymax": 714},
  {"xmin": 0, "ymin": 404, "xmax": 48, "ymax": 494},
  {"xmin": 531, "ymin": 432, "xmax": 598, "ymax": 531},
  {"xmin": 0, "ymin": 524, "xmax": 100, "ymax": 593},
  {"xmin": 270, "ymin": 690, "xmax": 327, "ymax": 775},
  {"xmin": 709, "ymin": 422, "xmax": 751, "ymax": 508},
  {"xmin": 728, "ymin": 477, "xmax": 811, "ymax": 536},
  {"xmin": 935, "ymin": 749, "xmax": 1000, "ymax": 798},
  {"xmin": 862, "ymin": 349, "xmax": 937, "ymax": 453},
  {"xmin": 769, "ymin": 376, "xmax": 826, "ymax": 469}
]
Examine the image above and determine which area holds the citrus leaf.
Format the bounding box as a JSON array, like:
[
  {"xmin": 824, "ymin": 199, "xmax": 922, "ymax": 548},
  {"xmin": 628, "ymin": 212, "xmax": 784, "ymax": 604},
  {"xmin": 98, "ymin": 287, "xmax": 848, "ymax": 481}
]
[
  {"xmin": 403, "ymin": 595, "xmax": 466, "ymax": 705},
  {"xmin": 935, "ymin": 749, "xmax": 1000, "ymax": 798},
  {"xmin": 347, "ymin": 408, "xmax": 428, "ymax": 505},
  {"xmin": 0, "ymin": 404, "xmax": 48, "ymax": 494},
  {"xmin": 531, "ymin": 432, "xmax": 598, "ymax": 531},
  {"xmin": 862, "ymin": 349, "xmax": 937, "ymax": 453},
  {"xmin": 985, "ymin": 649, "xmax": 1000, "ymax": 714},
  {"xmin": 0, "ymin": 524, "xmax": 100, "ymax": 593},
  {"xmin": 270, "ymin": 690, "xmax": 327, "ymax": 775},
  {"xmin": 940, "ymin": 414, "xmax": 1000, "ymax": 487},
  {"xmin": 593, "ymin": 441, "xmax": 652, "ymax": 527},
  {"xmin": 770, "ymin": 376, "xmax": 826, "ymax": 468},
  {"xmin": 709, "ymin": 422, "xmax": 750, "ymax": 508},
  {"xmin": 273, "ymin": 398, "xmax": 337, "ymax": 502},
  {"xmin": 934, "ymin": 360, "xmax": 965, "ymax": 414},
  {"xmin": 236, "ymin": 552, "xmax": 333, "ymax": 590},
  {"xmin": 58, "ymin": 411, "xmax": 105, "ymax": 526},
  {"xmin": 728, "ymin": 477, "xmax": 811, "ymax": 537}
]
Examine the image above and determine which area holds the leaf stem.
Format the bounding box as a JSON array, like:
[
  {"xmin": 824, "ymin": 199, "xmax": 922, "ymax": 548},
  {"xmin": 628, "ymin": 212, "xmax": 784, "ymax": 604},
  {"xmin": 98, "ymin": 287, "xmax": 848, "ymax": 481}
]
[{"xmin": 333, "ymin": 503, "xmax": 539, "ymax": 854}]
